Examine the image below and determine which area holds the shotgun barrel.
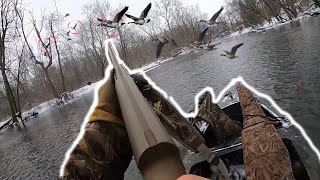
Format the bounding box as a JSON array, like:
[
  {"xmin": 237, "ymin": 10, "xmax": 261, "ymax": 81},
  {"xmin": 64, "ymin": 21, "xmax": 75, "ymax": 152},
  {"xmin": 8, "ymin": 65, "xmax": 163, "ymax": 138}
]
[{"xmin": 107, "ymin": 41, "xmax": 186, "ymax": 180}]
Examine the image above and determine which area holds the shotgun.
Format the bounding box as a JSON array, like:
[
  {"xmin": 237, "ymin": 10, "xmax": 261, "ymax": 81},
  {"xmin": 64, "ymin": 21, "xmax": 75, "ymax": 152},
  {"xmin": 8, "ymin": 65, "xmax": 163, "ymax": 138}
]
[
  {"xmin": 107, "ymin": 41, "xmax": 185, "ymax": 180},
  {"xmin": 107, "ymin": 41, "xmax": 229, "ymax": 179}
]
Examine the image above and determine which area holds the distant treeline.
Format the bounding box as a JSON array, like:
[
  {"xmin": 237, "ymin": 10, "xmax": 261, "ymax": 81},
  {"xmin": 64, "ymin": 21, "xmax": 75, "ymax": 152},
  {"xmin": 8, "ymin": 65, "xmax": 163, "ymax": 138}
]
[{"xmin": 0, "ymin": 0, "xmax": 317, "ymax": 123}]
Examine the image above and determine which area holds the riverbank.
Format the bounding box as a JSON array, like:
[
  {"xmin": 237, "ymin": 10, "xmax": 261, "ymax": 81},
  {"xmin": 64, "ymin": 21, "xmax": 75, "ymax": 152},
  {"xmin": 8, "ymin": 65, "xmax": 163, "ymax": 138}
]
[
  {"xmin": 0, "ymin": 60, "xmax": 171, "ymax": 131},
  {"xmin": 1, "ymin": 6, "xmax": 319, "ymax": 131},
  {"xmin": 0, "ymin": 82, "xmax": 97, "ymax": 131}
]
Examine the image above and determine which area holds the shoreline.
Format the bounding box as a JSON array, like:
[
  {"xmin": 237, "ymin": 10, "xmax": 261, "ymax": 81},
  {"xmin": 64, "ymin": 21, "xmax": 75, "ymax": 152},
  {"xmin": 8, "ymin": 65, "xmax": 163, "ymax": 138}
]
[{"xmin": 1, "ymin": 9, "xmax": 319, "ymax": 130}]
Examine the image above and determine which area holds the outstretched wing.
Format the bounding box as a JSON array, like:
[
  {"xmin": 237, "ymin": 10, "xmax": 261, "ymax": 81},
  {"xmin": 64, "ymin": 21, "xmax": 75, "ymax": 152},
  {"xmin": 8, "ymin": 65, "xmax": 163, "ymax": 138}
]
[
  {"xmin": 230, "ymin": 43, "xmax": 244, "ymax": 55},
  {"xmin": 156, "ymin": 42, "xmax": 165, "ymax": 58},
  {"xmin": 113, "ymin": 6, "xmax": 129, "ymax": 22},
  {"xmin": 168, "ymin": 38, "xmax": 177, "ymax": 47},
  {"xmin": 223, "ymin": 50, "xmax": 230, "ymax": 54},
  {"xmin": 196, "ymin": 26, "xmax": 209, "ymax": 44},
  {"xmin": 210, "ymin": 7, "xmax": 224, "ymax": 22},
  {"xmin": 72, "ymin": 23, "xmax": 77, "ymax": 29},
  {"xmin": 98, "ymin": 23, "xmax": 109, "ymax": 27},
  {"xmin": 97, "ymin": 18, "xmax": 112, "ymax": 23},
  {"xmin": 140, "ymin": 3, "xmax": 152, "ymax": 18},
  {"xmin": 125, "ymin": 14, "xmax": 139, "ymax": 21}
]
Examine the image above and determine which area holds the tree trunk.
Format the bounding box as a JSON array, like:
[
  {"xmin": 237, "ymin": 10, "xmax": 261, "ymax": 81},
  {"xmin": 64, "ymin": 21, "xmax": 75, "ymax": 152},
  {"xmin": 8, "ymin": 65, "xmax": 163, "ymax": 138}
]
[
  {"xmin": 50, "ymin": 20, "xmax": 66, "ymax": 92},
  {"xmin": 1, "ymin": 67, "xmax": 18, "ymax": 123},
  {"xmin": 16, "ymin": 55, "xmax": 25, "ymax": 126},
  {"xmin": 43, "ymin": 67, "xmax": 59, "ymax": 98}
]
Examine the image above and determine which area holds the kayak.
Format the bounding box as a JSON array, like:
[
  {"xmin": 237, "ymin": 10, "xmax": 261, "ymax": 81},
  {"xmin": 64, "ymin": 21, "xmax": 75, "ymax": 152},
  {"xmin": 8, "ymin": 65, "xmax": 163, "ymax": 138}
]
[
  {"xmin": 186, "ymin": 92, "xmax": 311, "ymax": 179},
  {"xmin": 131, "ymin": 73, "xmax": 311, "ymax": 179}
]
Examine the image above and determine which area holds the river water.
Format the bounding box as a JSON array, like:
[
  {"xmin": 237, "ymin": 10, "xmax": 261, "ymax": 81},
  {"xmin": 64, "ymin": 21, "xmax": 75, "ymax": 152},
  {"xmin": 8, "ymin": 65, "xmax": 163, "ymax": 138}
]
[{"xmin": 1, "ymin": 17, "xmax": 320, "ymax": 179}]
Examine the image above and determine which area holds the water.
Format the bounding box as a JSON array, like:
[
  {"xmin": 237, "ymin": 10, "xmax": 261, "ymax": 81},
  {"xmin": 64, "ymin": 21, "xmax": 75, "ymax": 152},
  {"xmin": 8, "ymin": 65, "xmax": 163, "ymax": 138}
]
[
  {"xmin": 147, "ymin": 17, "xmax": 320, "ymax": 148},
  {"xmin": 0, "ymin": 94, "xmax": 93, "ymax": 179},
  {"xmin": 1, "ymin": 17, "xmax": 320, "ymax": 179}
]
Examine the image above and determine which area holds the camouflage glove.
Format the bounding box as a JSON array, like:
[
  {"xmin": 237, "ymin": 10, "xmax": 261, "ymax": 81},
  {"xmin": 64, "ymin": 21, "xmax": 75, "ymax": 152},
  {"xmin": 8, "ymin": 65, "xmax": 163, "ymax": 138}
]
[
  {"xmin": 88, "ymin": 69, "xmax": 124, "ymax": 127},
  {"xmin": 60, "ymin": 70, "xmax": 133, "ymax": 180}
]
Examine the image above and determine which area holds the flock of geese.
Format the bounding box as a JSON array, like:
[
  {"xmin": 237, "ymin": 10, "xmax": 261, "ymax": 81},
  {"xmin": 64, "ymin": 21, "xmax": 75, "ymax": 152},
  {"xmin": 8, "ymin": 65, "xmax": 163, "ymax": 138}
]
[{"xmin": 96, "ymin": 3, "xmax": 244, "ymax": 60}]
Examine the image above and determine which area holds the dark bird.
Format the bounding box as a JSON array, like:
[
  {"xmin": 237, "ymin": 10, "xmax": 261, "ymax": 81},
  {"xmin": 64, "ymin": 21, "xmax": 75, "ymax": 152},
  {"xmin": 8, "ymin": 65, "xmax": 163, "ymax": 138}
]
[
  {"xmin": 200, "ymin": 7, "xmax": 224, "ymax": 25},
  {"xmin": 66, "ymin": 30, "xmax": 71, "ymax": 36},
  {"xmin": 87, "ymin": 81, "xmax": 92, "ymax": 85},
  {"xmin": 220, "ymin": 43, "xmax": 244, "ymax": 59},
  {"xmin": 45, "ymin": 38, "xmax": 51, "ymax": 49},
  {"xmin": 190, "ymin": 26, "xmax": 210, "ymax": 46},
  {"xmin": 71, "ymin": 23, "xmax": 77, "ymax": 30},
  {"xmin": 125, "ymin": 3, "xmax": 152, "ymax": 25},
  {"xmin": 153, "ymin": 37, "xmax": 177, "ymax": 59},
  {"xmin": 67, "ymin": 38, "xmax": 72, "ymax": 41},
  {"xmin": 97, "ymin": 6, "xmax": 129, "ymax": 28},
  {"xmin": 200, "ymin": 36, "xmax": 217, "ymax": 50},
  {"xmin": 31, "ymin": 111, "xmax": 39, "ymax": 117},
  {"xmin": 65, "ymin": 13, "xmax": 70, "ymax": 17}
]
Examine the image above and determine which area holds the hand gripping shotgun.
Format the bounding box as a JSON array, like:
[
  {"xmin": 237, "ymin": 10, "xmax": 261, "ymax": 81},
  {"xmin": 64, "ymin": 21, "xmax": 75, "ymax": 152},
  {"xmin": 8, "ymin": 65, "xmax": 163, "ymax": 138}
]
[{"xmin": 107, "ymin": 41, "xmax": 229, "ymax": 180}]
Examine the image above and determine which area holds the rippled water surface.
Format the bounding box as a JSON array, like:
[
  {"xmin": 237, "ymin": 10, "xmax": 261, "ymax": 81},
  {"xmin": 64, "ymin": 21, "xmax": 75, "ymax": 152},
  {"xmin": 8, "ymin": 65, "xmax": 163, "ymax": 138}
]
[
  {"xmin": 1, "ymin": 17, "xmax": 320, "ymax": 179},
  {"xmin": 148, "ymin": 18, "xmax": 320, "ymax": 147}
]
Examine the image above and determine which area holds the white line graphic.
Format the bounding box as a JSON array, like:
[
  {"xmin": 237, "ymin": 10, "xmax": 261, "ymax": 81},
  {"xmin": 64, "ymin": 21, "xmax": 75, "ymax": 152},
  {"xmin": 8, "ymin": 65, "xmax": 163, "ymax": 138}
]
[{"xmin": 60, "ymin": 40, "xmax": 320, "ymax": 176}]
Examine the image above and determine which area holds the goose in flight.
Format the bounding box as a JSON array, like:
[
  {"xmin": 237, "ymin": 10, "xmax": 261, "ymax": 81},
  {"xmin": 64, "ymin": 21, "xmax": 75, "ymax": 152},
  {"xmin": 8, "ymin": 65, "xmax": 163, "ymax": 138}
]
[
  {"xmin": 190, "ymin": 26, "xmax": 209, "ymax": 46},
  {"xmin": 220, "ymin": 43, "xmax": 244, "ymax": 59},
  {"xmin": 44, "ymin": 38, "xmax": 51, "ymax": 49},
  {"xmin": 153, "ymin": 37, "xmax": 177, "ymax": 59},
  {"xmin": 200, "ymin": 36, "xmax": 217, "ymax": 51},
  {"xmin": 200, "ymin": 7, "xmax": 224, "ymax": 25},
  {"xmin": 97, "ymin": 6, "xmax": 129, "ymax": 28},
  {"xmin": 71, "ymin": 23, "xmax": 77, "ymax": 30},
  {"xmin": 126, "ymin": 3, "xmax": 152, "ymax": 25}
]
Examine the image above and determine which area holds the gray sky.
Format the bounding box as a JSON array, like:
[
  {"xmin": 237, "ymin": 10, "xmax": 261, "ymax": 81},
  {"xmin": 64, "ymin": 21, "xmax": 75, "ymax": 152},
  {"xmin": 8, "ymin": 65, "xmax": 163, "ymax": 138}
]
[
  {"xmin": 24, "ymin": 0, "xmax": 226, "ymax": 55},
  {"xmin": 26, "ymin": 0, "xmax": 226, "ymax": 21}
]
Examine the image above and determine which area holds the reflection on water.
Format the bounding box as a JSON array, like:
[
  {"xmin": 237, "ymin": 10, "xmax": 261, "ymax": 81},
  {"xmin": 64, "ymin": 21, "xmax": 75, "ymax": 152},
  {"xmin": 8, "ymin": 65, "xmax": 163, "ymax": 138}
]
[
  {"xmin": 147, "ymin": 18, "xmax": 320, "ymax": 148},
  {"xmin": 1, "ymin": 18, "xmax": 320, "ymax": 179},
  {"xmin": 0, "ymin": 93, "xmax": 93, "ymax": 179}
]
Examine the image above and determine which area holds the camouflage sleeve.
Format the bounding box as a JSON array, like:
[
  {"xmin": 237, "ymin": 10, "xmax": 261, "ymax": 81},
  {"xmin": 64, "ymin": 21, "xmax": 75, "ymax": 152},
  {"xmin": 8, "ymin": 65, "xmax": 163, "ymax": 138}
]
[{"xmin": 59, "ymin": 121, "xmax": 133, "ymax": 180}]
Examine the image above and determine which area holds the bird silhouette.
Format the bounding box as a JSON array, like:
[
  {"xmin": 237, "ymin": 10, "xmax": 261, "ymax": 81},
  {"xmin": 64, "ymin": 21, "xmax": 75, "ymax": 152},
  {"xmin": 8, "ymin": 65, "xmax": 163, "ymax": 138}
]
[
  {"xmin": 190, "ymin": 26, "xmax": 210, "ymax": 46},
  {"xmin": 199, "ymin": 7, "xmax": 224, "ymax": 25},
  {"xmin": 153, "ymin": 37, "xmax": 177, "ymax": 59},
  {"xmin": 97, "ymin": 6, "xmax": 129, "ymax": 28},
  {"xmin": 220, "ymin": 43, "xmax": 244, "ymax": 59},
  {"xmin": 126, "ymin": 3, "xmax": 152, "ymax": 25}
]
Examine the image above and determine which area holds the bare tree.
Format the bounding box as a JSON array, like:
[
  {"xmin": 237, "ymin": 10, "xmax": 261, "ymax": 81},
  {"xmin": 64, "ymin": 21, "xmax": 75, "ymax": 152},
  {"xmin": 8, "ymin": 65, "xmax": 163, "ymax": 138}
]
[
  {"xmin": 0, "ymin": 0, "xmax": 21, "ymax": 124},
  {"xmin": 16, "ymin": 9, "xmax": 59, "ymax": 98}
]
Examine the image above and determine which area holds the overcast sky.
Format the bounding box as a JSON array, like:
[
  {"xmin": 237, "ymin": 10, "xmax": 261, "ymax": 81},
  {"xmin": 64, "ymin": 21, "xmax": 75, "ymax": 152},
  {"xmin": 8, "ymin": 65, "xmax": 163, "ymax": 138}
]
[
  {"xmin": 23, "ymin": 0, "xmax": 226, "ymax": 53},
  {"xmin": 26, "ymin": 0, "xmax": 226, "ymax": 21}
]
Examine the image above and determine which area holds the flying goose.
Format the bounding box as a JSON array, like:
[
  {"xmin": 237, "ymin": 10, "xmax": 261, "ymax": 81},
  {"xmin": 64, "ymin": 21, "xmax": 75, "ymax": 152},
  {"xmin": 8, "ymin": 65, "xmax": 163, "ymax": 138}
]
[
  {"xmin": 71, "ymin": 23, "xmax": 77, "ymax": 30},
  {"xmin": 65, "ymin": 13, "xmax": 70, "ymax": 17},
  {"xmin": 66, "ymin": 30, "xmax": 71, "ymax": 36},
  {"xmin": 190, "ymin": 26, "xmax": 209, "ymax": 46},
  {"xmin": 44, "ymin": 38, "xmax": 51, "ymax": 49},
  {"xmin": 220, "ymin": 43, "xmax": 244, "ymax": 59},
  {"xmin": 153, "ymin": 37, "xmax": 177, "ymax": 59},
  {"xmin": 125, "ymin": 3, "xmax": 152, "ymax": 25},
  {"xmin": 199, "ymin": 36, "xmax": 217, "ymax": 50},
  {"xmin": 200, "ymin": 7, "xmax": 224, "ymax": 25},
  {"xmin": 97, "ymin": 6, "xmax": 129, "ymax": 28}
]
